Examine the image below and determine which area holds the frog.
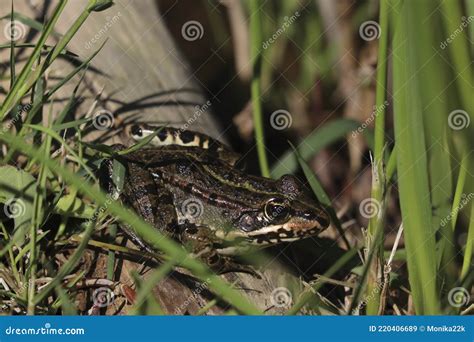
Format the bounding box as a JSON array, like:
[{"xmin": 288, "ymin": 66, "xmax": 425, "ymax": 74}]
[{"xmin": 100, "ymin": 124, "xmax": 330, "ymax": 275}]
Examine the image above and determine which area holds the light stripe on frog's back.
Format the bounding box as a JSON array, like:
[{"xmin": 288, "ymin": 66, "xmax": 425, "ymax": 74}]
[{"xmin": 131, "ymin": 124, "xmax": 226, "ymax": 152}]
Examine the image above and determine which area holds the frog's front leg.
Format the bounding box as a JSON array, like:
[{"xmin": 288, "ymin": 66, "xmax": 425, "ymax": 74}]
[
  {"xmin": 115, "ymin": 161, "xmax": 178, "ymax": 252},
  {"xmin": 178, "ymin": 224, "xmax": 260, "ymax": 277}
]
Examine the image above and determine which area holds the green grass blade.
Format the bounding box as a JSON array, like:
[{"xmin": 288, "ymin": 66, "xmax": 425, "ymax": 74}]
[
  {"xmin": 23, "ymin": 124, "xmax": 96, "ymax": 180},
  {"xmin": 0, "ymin": 11, "xmax": 62, "ymax": 36},
  {"xmin": 0, "ymin": 0, "xmax": 67, "ymax": 120},
  {"xmin": 365, "ymin": 0, "xmax": 390, "ymax": 314},
  {"xmin": 27, "ymin": 123, "xmax": 52, "ymax": 314},
  {"xmin": 52, "ymin": 118, "xmax": 92, "ymax": 131},
  {"xmin": 468, "ymin": 0, "xmax": 474, "ymax": 55},
  {"xmin": 54, "ymin": 286, "xmax": 78, "ymax": 315},
  {"xmin": 118, "ymin": 126, "xmax": 166, "ymax": 155},
  {"xmin": 131, "ymin": 260, "xmax": 176, "ymax": 314},
  {"xmin": 45, "ymin": 40, "xmax": 106, "ymax": 99},
  {"xmin": 249, "ymin": 0, "xmax": 270, "ymax": 177},
  {"xmin": 392, "ymin": 0, "xmax": 440, "ymax": 314},
  {"xmin": 107, "ymin": 224, "xmax": 117, "ymax": 280},
  {"xmin": 440, "ymin": 0, "xmax": 474, "ymax": 114},
  {"xmin": 286, "ymin": 248, "xmax": 359, "ymax": 315},
  {"xmin": 0, "ymin": 43, "xmax": 80, "ymax": 59},
  {"xmin": 461, "ymin": 203, "xmax": 474, "ymax": 279},
  {"xmin": 9, "ymin": 2, "xmax": 16, "ymax": 88},
  {"xmin": 33, "ymin": 218, "xmax": 96, "ymax": 305},
  {"xmin": 290, "ymin": 142, "xmax": 351, "ymax": 250},
  {"xmin": 450, "ymin": 153, "xmax": 468, "ymax": 230},
  {"xmin": 130, "ymin": 271, "xmax": 165, "ymax": 315}
]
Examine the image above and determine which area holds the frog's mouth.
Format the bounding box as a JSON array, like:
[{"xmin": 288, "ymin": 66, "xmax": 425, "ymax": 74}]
[
  {"xmin": 245, "ymin": 222, "xmax": 325, "ymax": 245},
  {"xmin": 215, "ymin": 218, "xmax": 328, "ymax": 254}
]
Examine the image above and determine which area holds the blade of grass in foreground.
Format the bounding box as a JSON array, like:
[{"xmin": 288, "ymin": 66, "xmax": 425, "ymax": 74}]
[
  {"xmin": 9, "ymin": 2, "xmax": 16, "ymax": 87},
  {"xmin": 27, "ymin": 120, "xmax": 52, "ymax": 315},
  {"xmin": 410, "ymin": 1, "xmax": 455, "ymax": 285},
  {"xmin": 461, "ymin": 204, "xmax": 474, "ymax": 280},
  {"xmin": 392, "ymin": 1, "xmax": 439, "ymax": 314},
  {"xmin": 440, "ymin": 0, "xmax": 473, "ymax": 116},
  {"xmin": 365, "ymin": 0, "xmax": 389, "ymax": 314},
  {"xmin": 286, "ymin": 248, "xmax": 359, "ymax": 315},
  {"xmin": 249, "ymin": 0, "xmax": 270, "ymax": 177},
  {"xmin": 290, "ymin": 142, "xmax": 350, "ymax": 250},
  {"xmin": 0, "ymin": 132, "xmax": 260, "ymax": 315},
  {"xmin": 0, "ymin": 0, "xmax": 113, "ymax": 120},
  {"xmin": 0, "ymin": 0, "xmax": 67, "ymax": 120}
]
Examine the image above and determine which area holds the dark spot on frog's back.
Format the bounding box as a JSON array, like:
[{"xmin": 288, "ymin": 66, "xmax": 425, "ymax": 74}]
[
  {"xmin": 158, "ymin": 128, "xmax": 168, "ymax": 142},
  {"xmin": 207, "ymin": 140, "xmax": 220, "ymax": 153},
  {"xmin": 179, "ymin": 130, "xmax": 194, "ymax": 144}
]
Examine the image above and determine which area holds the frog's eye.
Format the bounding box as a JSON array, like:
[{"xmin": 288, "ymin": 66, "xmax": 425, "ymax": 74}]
[{"xmin": 264, "ymin": 198, "xmax": 290, "ymax": 222}]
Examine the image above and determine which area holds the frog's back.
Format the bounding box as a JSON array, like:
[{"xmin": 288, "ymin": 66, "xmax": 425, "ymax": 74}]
[{"xmin": 129, "ymin": 124, "xmax": 240, "ymax": 166}]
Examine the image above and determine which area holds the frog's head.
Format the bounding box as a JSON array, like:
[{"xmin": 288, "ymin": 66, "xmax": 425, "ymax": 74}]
[{"xmin": 215, "ymin": 175, "xmax": 330, "ymax": 252}]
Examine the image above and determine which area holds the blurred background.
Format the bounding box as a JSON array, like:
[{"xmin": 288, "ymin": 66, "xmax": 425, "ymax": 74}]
[
  {"xmin": 157, "ymin": 0, "xmax": 393, "ymax": 242},
  {"xmin": 0, "ymin": 0, "xmax": 472, "ymax": 315}
]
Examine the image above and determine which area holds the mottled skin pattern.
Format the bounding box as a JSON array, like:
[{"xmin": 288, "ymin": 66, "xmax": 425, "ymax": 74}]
[{"xmin": 100, "ymin": 126, "xmax": 330, "ymax": 274}]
